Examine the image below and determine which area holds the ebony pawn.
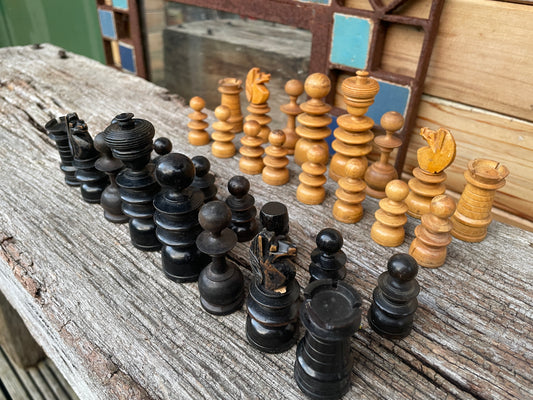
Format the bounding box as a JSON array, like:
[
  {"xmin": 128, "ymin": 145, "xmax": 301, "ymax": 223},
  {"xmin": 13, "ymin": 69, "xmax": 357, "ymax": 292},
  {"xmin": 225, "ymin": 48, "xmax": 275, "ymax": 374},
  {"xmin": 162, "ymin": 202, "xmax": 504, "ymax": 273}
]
[
  {"xmin": 368, "ymin": 253, "xmax": 420, "ymax": 339},
  {"xmin": 154, "ymin": 153, "xmax": 209, "ymax": 282},
  {"xmin": 225, "ymin": 176, "xmax": 258, "ymax": 242},
  {"xmin": 152, "ymin": 137, "xmax": 173, "ymax": 164},
  {"xmin": 190, "ymin": 155, "xmax": 217, "ymax": 202},
  {"xmin": 94, "ymin": 132, "xmax": 128, "ymax": 223},
  {"xmin": 104, "ymin": 113, "xmax": 161, "ymax": 251},
  {"xmin": 45, "ymin": 115, "xmax": 79, "ymax": 186},
  {"xmin": 247, "ymin": 202, "xmax": 300, "ymax": 353},
  {"xmin": 309, "ymin": 228, "xmax": 346, "ymax": 282},
  {"xmin": 197, "ymin": 201, "xmax": 244, "ymax": 315},
  {"xmin": 66, "ymin": 113, "xmax": 108, "ymax": 203},
  {"xmin": 294, "ymin": 279, "xmax": 362, "ymax": 400}
]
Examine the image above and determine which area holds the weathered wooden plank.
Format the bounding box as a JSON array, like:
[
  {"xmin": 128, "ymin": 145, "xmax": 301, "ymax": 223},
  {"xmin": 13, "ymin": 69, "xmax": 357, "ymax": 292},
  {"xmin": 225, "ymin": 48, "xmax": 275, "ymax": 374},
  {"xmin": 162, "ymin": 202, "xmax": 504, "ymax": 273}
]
[
  {"xmin": 0, "ymin": 44, "xmax": 531, "ymax": 400},
  {"xmin": 345, "ymin": 0, "xmax": 533, "ymax": 121},
  {"xmin": 0, "ymin": 346, "xmax": 32, "ymax": 400}
]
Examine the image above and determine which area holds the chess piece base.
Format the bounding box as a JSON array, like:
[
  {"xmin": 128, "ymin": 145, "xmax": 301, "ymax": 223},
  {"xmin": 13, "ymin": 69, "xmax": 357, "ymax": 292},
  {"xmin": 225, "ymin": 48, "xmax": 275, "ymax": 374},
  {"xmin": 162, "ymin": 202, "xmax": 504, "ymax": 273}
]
[
  {"xmin": 200, "ymin": 293, "xmax": 244, "ymax": 316},
  {"xmin": 367, "ymin": 305, "xmax": 413, "ymax": 339},
  {"xmin": 198, "ymin": 260, "xmax": 244, "ymax": 315},
  {"xmin": 129, "ymin": 218, "xmax": 161, "ymax": 251},
  {"xmin": 246, "ymin": 317, "xmax": 298, "ymax": 354},
  {"xmin": 162, "ymin": 245, "xmax": 209, "ymax": 282}
]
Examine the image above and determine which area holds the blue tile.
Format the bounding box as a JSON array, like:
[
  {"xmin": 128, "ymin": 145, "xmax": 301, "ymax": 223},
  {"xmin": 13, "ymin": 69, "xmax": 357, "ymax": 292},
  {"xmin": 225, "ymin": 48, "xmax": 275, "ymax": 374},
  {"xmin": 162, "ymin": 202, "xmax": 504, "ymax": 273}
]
[
  {"xmin": 367, "ymin": 80, "xmax": 410, "ymax": 124},
  {"xmin": 330, "ymin": 14, "xmax": 371, "ymax": 69},
  {"xmin": 98, "ymin": 9, "xmax": 117, "ymax": 40},
  {"xmin": 119, "ymin": 42, "xmax": 136, "ymax": 73},
  {"xmin": 297, "ymin": 0, "xmax": 330, "ymax": 4},
  {"xmin": 112, "ymin": 0, "xmax": 129, "ymax": 10}
]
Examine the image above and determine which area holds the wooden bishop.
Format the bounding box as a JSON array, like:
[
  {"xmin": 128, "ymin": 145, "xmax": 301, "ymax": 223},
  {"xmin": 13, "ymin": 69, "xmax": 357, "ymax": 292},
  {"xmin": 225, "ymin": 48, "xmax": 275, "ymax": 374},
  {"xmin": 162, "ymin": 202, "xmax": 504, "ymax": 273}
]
[
  {"xmin": 296, "ymin": 145, "xmax": 328, "ymax": 205},
  {"xmin": 262, "ymin": 130, "xmax": 289, "ymax": 186},
  {"xmin": 332, "ymin": 158, "xmax": 366, "ymax": 224},
  {"xmin": 280, "ymin": 79, "xmax": 304, "ymax": 154},
  {"xmin": 211, "ymin": 105, "xmax": 235, "ymax": 158},
  {"xmin": 239, "ymin": 120, "xmax": 264, "ymax": 175},
  {"xmin": 245, "ymin": 67, "xmax": 272, "ymax": 142},
  {"xmin": 371, "ymin": 179, "xmax": 409, "ymax": 247},
  {"xmin": 187, "ymin": 96, "xmax": 210, "ymax": 146},
  {"xmin": 294, "ymin": 73, "xmax": 332, "ymax": 166},
  {"xmin": 329, "ymin": 70, "xmax": 379, "ymax": 182}
]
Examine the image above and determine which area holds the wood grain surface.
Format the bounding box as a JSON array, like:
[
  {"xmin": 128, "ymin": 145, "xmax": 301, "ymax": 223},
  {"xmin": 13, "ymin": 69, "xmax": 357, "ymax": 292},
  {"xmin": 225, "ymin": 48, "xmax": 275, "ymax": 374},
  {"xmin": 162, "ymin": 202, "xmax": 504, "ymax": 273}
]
[{"xmin": 0, "ymin": 45, "xmax": 531, "ymax": 400}]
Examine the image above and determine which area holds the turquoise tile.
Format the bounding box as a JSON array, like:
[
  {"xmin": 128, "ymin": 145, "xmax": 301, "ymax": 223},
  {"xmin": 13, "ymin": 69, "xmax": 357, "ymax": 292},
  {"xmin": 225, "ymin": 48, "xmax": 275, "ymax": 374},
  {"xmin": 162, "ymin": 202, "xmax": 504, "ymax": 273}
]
[
  {"xmin": 330, "ymin": 14, "xmax": 371, "ymax": 69},
  {"xmin": 367, "ymin": 80, "xmax": 410, "ymax": 124},
  {"xmin": 119, "ymin": 42, "xmax": 136, "ymax": 73},
  {"xmin": 112, "ymin": 0, "xmax": 129, "ymax": 10},
  {"xmin": 98, "ymin": 9, "xmax": 117, "ymax": 40}
]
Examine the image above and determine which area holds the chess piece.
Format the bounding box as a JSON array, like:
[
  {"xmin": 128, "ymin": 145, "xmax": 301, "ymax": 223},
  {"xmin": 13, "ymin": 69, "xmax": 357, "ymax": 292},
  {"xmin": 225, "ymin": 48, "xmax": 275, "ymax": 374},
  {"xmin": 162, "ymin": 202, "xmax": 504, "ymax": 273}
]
[
  {"xmin": 405, "ymin": 127, "xmax": 456, "ymax": 218},
  {"xmin": 371, "ymin": 179, "xmax": 409, "ymax": 247},
  {"xmin": 66, "ymin": 113, "xmax": 109, "ymax": 203},
  {"xmin": 280, "ymin": 79, "xmax": 304, "ymax": 154},
  {"xmin": 309, "ymin": 228, "xmax": 346, "ymax": 282},
  {"xmin": 190, "ymin": 155, "xmax": 217, "ymax": 202},
  {"xmin": 247, "ymin": 201, "xmax": 300, "ymax": 353},
  {"xmin": 296, "ymin": 145, "xmax": 328, "ymax": 205},
  {"xmin": 153, "ymin": 137, "xmax": 173, "ymax": 160},
  {"xmin": 364, "ymin": 111, "xmax": 404, "ymax": 198},
  {"xmin": 262, "ymin": 130, "xmax": 289, "ymax": 186},
  {"xmin": 294, "ymin": 73, "xmax": 332, "ymax": 166},
  {"xmin": 329, "ymin": 70, "xmax": 379, "ymax": 181},
  {"xmin": 409, "ymin": 194, "xmax": 456, "ymax": 268},
  {"xmin": 239, "ymin": 120, "xmax": 264, "ymax": 175},
  {"xmin": 451, "ymin": 159, "xmax": 509, "ymax": 242},
  {"xmin": 332, "ymin": 159, "xmax": 366, "ymax": 223},
  {"xmin": 188, "ymin": 96, "xmax": 210, "ymax": 146},
  {"xmin": 93, "ymin": 131, "xmax": 128, "ymax": 224},
  {"xmin": 245, "ymin": 67, "xmax": 271, "ymax": 142},
  {"xmin": 211, "ymin": 105, "xmax": 235, "ymax": 158},
  {"xmin": 45, "ymin": 115, "xmax": 79, "ymax": 186},
  {"xmin": 368, "ymin": 253, "xmax": 419, "ymax": 339},
  {"xmin": 218, "ymin": 77, "xmax": 243, "ymax": 134},
  {"xmin": 294, "ymin": 279, "xmax": 362, "ymax": 399},
  {"xmin": 226, "ymin": 176, "xmax": 258, "ymax": 242},
  {"xmin": 104, "ymin": 113, "xmax": 161, "ymax": 251},
  {"xmin": 154, "ymin": 153, "xmax": 209, "ymax": 281},
  {"xmin": 197, "ymin": 201, "xmax": 244, "ymax": 315}
]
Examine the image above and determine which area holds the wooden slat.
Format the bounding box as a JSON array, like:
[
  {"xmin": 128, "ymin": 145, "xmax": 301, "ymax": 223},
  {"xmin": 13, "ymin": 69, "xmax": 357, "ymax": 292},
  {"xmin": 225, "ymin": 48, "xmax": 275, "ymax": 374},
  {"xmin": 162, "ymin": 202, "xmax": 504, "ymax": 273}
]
[
  {"xmin": 0, "ymin": 346, "xmax": 32, "ymax": 400},
  {"xmin": 345, "ymin": 0, "xmax": 533, "ymax": 122}
]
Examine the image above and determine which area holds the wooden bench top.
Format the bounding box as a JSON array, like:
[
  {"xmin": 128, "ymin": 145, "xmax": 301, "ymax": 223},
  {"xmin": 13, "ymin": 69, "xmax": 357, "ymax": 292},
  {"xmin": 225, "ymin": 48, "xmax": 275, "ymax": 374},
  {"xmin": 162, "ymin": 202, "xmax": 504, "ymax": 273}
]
[{"xmin": 0, "ymin": 44, "xmax": 531, "ymax": 400}]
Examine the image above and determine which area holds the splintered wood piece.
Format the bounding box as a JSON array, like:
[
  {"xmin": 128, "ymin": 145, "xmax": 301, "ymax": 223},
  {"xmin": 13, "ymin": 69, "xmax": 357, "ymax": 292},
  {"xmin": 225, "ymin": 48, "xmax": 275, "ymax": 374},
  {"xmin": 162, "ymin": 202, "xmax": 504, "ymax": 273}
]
[
  {"xmin": 280, "ymin": 79, "xmax": 304, "ymax": 154},
  {"xmin": 294, "ymin": 73, "xmax": 332, "ymax": 166},
  {"xmin": 333, "ymin": 158, "xmax": 366, "ymax": 223},
  {"xmin": 409, "ymin": 194, "xmax": 456, "ymax": 268},
  {"xmin": 262, "ymin": 130, "xmax": 289, "ymax": 186},
  {"xmin": 187, "ymin": 96, "xmax": 210, "ymax": 146},
  {"xmin": 451, "ymin": 159, "xmax": 509, "ymax": 242},
  {"xmin": 218, "ymin": 78, "xmax": 243, "ymax": 134},
  {"xmin": 245, "ymin": 67, "xmax": 272, "ymax": 142},
  {"xmin": 239, "ymin": 120, "xmax": 264, "ymax": 175},
  {"xmin": 296, "ymin": 145, "xmax": 328, "ymax": 205},
  {"xmin": 211, "ymin": 105, "xmax": 236, "ymax": 158},
  {"xmin": 371, "ymin": 179, "xmax": 409, "ymax": 247}
]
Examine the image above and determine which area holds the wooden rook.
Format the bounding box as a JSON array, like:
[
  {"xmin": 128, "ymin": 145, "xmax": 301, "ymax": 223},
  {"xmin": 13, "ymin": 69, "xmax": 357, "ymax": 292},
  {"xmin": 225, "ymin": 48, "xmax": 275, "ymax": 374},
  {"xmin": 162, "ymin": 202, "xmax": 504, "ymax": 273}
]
[
  {"xmin": 245, "ymin": 67, "xmax": 271, "ymax": 142},
  {"xmin": 226, "ymin": 176, "xmax": 259, "ymax": 242},
  {"xmin": 247, "ymin": 202, "xmax": 300, "ymax": 353},
  {"xmin": 405, "ymin": 127, "xmax": 456, "ymax": 219},
  {"xmin": 294, "ymin": 73, "xmax": 332, "ymax": 166},
  {"xmin": 211, "ymin": 105, "xmax": 236, "ymax": 158},
  {"xmin": 45, "ymin": 115, "xmax": 79, "ymax": 186},
  {"xmin": 187, "ymin": 96, "xmax": 210, "ymax": 146},
  {"xmin": 93, "ymin": 131, "xmax": 128, "ymax": 224},
  {"xmin": 104, "ymin": 113, "xmax": 161, "ymax": 251},
  {"xmin": 66, "ymin": 113, "xmax": 108, "ymax": 203},
  {"xmin": 368, "ymin": 253, "xmax": 419, "ymax": 339},
  {"xmin": 371, "ymin": 179, "xmax": 409, "ymax": 247},
  {"xmin": 280, "ymin": 79, "xmax": 304, "ymax": 154},
  {"xmin": 294, "ymin": 279, "xmax": 362, "ymax": 399},
  {"xmin": 197, "ymin": 201, "xmax": 244, "ymax": 315},
  {"xmin": 333, "ymin": 159, "xmax": 366, "ymax": 224},
  {"xmin": 365, "ymin": 111, "xmax": 404, "ymax": 198},
  {"xmin": 309, "ymin": 228, "xmax": 346, "ymax": 282},
  {"xmin": 329, "ymin": 70, "xmax": 380, "ymax": 182},
  {"xmin": 409, "ymin": 194, "xmax": 456, "ymax": 268},
  {"xmin": 154, "ymin": 153, "xmax": 209, "ymax": 281},
  {"xmin": 296, "ymin": 144, "xmax": 328, "ymax": 205},
  {"xmin": 239, "ymin": 120, "xmax": 264, "ymax": 175},
  {"xmin": 191, "ymin": 155, "xmax": 217, "ymax": 203},
  {"xmin": 218, "ymin": 77, "xmax": 243, "ymax": 134},
  {"xmin": 262, "ymin": 130, "xmax": 289, "ymax": 186},
  {"xmin": 451, "ymin": 159, "xmax": 509, "ymax": 242}
]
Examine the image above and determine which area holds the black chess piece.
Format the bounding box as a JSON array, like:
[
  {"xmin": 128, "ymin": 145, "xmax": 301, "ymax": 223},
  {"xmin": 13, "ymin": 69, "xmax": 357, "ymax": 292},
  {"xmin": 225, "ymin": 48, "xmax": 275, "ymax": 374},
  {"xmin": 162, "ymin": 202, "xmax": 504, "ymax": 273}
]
[
  {"xmin": 66, "ymin": 113, "xmax": 108, "ymax": 203},
  {"xmin": 152, "ymin": 137, "xmax": 173, "ymax": 164},
  {"xmin": 154, "ymin": 153, "xmax": 209, "ymax": 282},
  {"xmin": 104, "ymin": 113, "xmax": 161, "ymax": 251},
  {"xmin": 197, "ymin": 201, "xmax": 244, "ymax": 315},
  {"xmin": 368, "ymin": 253, "xmax": 420, "ymax": 339},
  {"xmin": 246, "ymin": 201, "xmax": 300, "ymax": 353},
  {"xmin": 309, "ymin": 228, "xmax": 347, "ymax": 282},
  {"xmin": 190, "ymin": 155, "xmax": 217, "ymax": 202},
  {"xmin": 294, "ymin": 279, "xmax": 362, "ymax": 400},
  {"xmin": 93, "ymin": 132, "xmax": 128, "ymax": 224},
  {"xmin": 225, "ymin": 176, "xmax": 258, "ymax": 242},
  {"xmin": 45, "ymin": 115, "xmax": 79, "ymax": 186}
]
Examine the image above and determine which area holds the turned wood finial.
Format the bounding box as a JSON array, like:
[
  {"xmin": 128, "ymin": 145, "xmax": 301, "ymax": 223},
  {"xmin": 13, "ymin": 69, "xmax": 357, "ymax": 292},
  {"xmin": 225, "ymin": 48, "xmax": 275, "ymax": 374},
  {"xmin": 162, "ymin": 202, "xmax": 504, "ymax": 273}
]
[
  {"xmin": 188, "ymin": 96, "xmax": 210, "ymax": 146},
  {"xmin": 281, "ymin": 79, "xmax": 304, "ymax": 154},
  {"xmin": 296, "ymin": 144, "xmax": 328, "ymax": 205},
  {"xmin": 211, "ymin": 105, "xmax": 235, "ymax": 158}
]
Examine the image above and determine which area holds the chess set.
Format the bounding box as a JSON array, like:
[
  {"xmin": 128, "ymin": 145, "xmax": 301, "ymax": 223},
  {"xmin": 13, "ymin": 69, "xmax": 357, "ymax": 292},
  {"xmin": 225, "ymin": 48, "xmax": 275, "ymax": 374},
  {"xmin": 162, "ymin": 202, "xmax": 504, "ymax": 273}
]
[{"xmin": 44, "ymin": 67, "xmax": 509, "ymax": 400}]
